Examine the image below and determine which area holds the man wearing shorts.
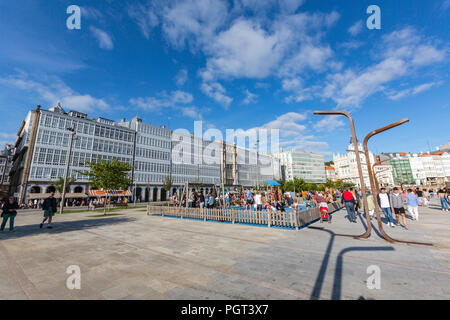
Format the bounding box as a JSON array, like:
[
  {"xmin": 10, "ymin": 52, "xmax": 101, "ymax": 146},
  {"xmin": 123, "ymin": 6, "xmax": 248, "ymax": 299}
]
[
  {"xmin": 40, "ymin": 192, "xmax": 57, "ymax": 229},
  {"xmin": 391, "ymin": 187, "xmax": 407, "ymax": 229}
]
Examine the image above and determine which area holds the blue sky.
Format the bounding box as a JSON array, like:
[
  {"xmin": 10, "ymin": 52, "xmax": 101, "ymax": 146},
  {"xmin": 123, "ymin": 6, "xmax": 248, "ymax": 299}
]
[{"xmin": 0, "ymin": 0, "xmax": 449, "ymax": 160}]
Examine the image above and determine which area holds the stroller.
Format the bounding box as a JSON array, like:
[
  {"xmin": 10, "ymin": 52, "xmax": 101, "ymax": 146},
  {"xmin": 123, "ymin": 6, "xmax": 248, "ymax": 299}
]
[{"xmin": 319, "ymin": 204, "xmax": 331, "ymax": 223}]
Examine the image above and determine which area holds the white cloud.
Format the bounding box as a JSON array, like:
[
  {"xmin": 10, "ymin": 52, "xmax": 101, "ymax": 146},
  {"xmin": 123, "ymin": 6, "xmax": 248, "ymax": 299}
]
[
  {"xmin": 281, "ymin": 138, "xmax": 329, "ymax": 153},
  {"xmin": 313, "ymin": 116, "xmax": 345, "ymax": 132},
  {"xmin": 199, "ymin": 11, "xmax": 340, "ymax": 81},
  {"xmin": 130, "ymin": 2, "xmax": 340, "ymax": 104},
  {"xmin": 228, "ymin": 111, "xmax": 329, "ymax": 153},
  {"xmin": 172, "ymin": 90, "xmax": 194, "ymax": 104},
  {"xmin": 0, "ymin": 72, "xmax": 109, "ymax": 112},
  {"xmin": 280, "ymin": 44, "xmax": 333, "ymax": 77},
  {"xmin": 278, "ymin": 0, "xmax": 305, "ymax": 14},
  {"xmin": 175, "ymin": 68, "xmax": 188, "ymax": 86},
  {"xmin": 201, "ymin": 19, "xmax": 281, "ymax": 80},
  {"xmin": 81, "ymin": 6, "xmax": 104, "ymax": 21},
  {"xmin": 200, "ymin": 82, "xmax": 233, "ymax": 108},
  {"xmin": 162, "ymin": 0, "xmax": 229, "ymax": 50},
  {"xmin": 0, "ymin": 132, "xmax": 17, "ymax": 145},
  {"xmin": 127, "ymin": 2, "xmax": 159, "ymax": 39},
  {"xmin": 281, "ymin": 77, "xmax": 316, "ymax": 103},
  {"xmin": 129, "ymin": 90, "xmax": 193, "ymax": 111},
  {"xmin": 348, "ymin": 20, "xmax": 363, "ymax": 36},
  {"xmin": 387, "ymin": 81, "xmax": 441, "ymax": 100},
  {"xmin": 322, "ymin": 27, "xmax": 447, "ymax": 107},
  {"xmin": 234, "ymin": 0, "xmax": 305, "ymax": 15},
  {"xmin": 61, "ymin": 95, "xmax": 109, "ymax": 111},
  {"xmin": 0, "ymin": 134, "xmax": 16, "ymax": 149},
  {"xmin": 262, "ymin": 112, "xmax": 307, "ymax": 137},
  {"xmin": 89, "ymin": 26, "xmax": 114, "ymax": 50},
  {"xmin": 179, "ymin": 106, "xmax": 206, "ymax": 119},
  {"xmin": 242, "ymin": 89, "xmax": 258, "ymax": 104}
]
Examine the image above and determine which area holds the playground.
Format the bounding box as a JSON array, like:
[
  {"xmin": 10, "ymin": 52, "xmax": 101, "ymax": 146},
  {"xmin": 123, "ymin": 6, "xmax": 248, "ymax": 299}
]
[{"xmin": 147, "ymin": 201, "xmax": 342, "ymax": 230}]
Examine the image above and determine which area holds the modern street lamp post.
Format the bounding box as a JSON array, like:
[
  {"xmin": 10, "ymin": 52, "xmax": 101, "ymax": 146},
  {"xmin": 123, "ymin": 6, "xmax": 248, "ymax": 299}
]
[
  {"xmin": 362, "ymin": 118, "xmax": 409, "ymax": 243},
  {"xmin": 60, "ymin": 127, "xmax": 77, "ymax": 215},
  {"xmin": 313, "ymin": 110, "xmax": 372, "ymax": 239}
]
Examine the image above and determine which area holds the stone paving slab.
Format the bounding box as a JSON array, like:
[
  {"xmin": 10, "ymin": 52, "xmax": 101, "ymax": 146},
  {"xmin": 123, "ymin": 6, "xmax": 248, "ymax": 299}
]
[{"xmin": 0, "ymin": 200, "xmax": 449, "ymax": 300}]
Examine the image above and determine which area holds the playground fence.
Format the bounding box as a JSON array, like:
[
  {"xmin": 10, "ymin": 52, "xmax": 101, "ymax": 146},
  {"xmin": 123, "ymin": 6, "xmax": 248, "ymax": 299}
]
[{"xmin": 146, "ymin": 201, "xmax": 344, "ymax": 230}]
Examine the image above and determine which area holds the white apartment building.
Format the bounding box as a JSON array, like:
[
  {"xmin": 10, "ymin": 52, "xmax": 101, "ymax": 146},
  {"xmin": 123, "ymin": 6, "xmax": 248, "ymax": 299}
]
[
  {"xmin": 9, "ymin": 104, "xmax": 281, "ymax": 204},
  {"xmin": 373, "ymin": 164, "xmax": 394, "ymax": 187},
  {"xmin": 274, "ymin": 151, "xmax": 326, "ymax": 184},
  {"xmin": 333, "ymin": 144, "xmax": 376, "ymax": 188},
  {"xmin": 380, "ymin": 152, "xmax": 450, "ymax": 187},
  {"xmin": 9, "ymin": 104, "xmax": 136, "ymax": 203}
]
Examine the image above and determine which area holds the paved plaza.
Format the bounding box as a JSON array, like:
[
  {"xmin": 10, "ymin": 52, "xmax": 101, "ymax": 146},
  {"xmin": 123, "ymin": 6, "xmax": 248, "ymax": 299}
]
[{"xmin": 0, "ymin": 200, "xmax": 449, "ymax": 300}]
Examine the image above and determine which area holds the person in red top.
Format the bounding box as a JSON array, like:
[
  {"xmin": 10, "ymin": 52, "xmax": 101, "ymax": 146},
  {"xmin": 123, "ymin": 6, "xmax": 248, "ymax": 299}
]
[{"xmin": 341, "ymin": 189, "xmax": 357, "ymax": 223}]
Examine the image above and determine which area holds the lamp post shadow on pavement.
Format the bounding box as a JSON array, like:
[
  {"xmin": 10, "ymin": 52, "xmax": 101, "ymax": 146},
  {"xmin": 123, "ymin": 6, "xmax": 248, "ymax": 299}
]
[{"xmin": 313, "ymin": 110, "xmax": 372, "ymax": 240}]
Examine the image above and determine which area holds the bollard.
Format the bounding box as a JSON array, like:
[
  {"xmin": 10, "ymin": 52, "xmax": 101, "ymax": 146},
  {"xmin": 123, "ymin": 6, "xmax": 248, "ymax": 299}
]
[{"xmin": 268, "ymin": 212, "xmax": 271, "ymax": 228}]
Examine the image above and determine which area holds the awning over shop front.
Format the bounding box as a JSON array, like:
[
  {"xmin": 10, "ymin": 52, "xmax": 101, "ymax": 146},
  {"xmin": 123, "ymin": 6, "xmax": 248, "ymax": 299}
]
[{"xmin": 87, "ymin": 190, "xmax": 132, "ymax": 197}]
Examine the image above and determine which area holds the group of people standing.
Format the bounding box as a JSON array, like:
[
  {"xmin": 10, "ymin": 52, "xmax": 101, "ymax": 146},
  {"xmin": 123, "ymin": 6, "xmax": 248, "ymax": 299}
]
[
  {"xmin": 171, "ymin": 187, "xmax": 338, "ymax": 215},
  {"xmin": 340, "ymin": 186, "xmax": 449, "ymax": 230},
  {"xmin": 1, "ymin": 193, "xmax": 58, "ymax": 232}
]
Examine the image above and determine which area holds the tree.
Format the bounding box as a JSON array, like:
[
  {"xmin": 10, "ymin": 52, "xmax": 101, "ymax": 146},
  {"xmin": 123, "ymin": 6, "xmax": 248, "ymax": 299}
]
[
  {"xmin": 54, "ymin": 176, "xmax": 76, "ymax": 194},
  {"xmin": 324, "ymin": 161, "xmax": 334, "ymax": 166},
  {"xmin": 77, "ymin": 158, "xmax": 133, "ymax": 214},
  {"xmin": 163, "ymin": 176, "xmax": 172, "ymax": 193}
]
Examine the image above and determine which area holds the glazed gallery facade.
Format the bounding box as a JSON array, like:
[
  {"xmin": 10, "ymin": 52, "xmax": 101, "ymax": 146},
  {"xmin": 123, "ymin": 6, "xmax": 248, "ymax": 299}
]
[{"xmin": 9, "ymin": 104, "xmax": 281, "ymax": 204}]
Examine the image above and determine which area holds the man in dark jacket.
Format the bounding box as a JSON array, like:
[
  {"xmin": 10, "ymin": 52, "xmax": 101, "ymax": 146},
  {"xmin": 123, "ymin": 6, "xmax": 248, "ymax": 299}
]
[
  {"xmin": 40, "ymin": 192, "xmax": 57, "ymax": 229},
  {"xmin": 1, "ymin": 196, "xmax": 19, "ymax": 231}
]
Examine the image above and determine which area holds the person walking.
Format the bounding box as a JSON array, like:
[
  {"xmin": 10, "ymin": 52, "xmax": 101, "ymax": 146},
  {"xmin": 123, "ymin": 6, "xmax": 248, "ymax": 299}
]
[
  {"xmin": 254, "ymin": 191, "xmax": 262, "ymax": 211},
  {"xmin": 40, "ymin": 192, "xmax": 57, "ymax": 229},
  {"xmin": 341, "ymin": 189, "xmax": 357, "ymax": 223},
  {"xmin": 199, "ymin": 192, "xmax": 205, "ymax": 209},
  {"xmin": 405, "ymin": 189, "xmax": 419, "ymax": 221},
  {"xmin": 1, "ymin": 196, "xmax": 19, "ymax": 232},
  {"xmin": 246, "ymin": 189, "xmax": 252, "ymax": 209},
  {"xmin": 188, "ymin": 190, "xmax": 196, "ymax": 208},
  {"xmin": 377, "ymin": 188, "xmax": 395, "ymax": 227},
  {"xmin": 366, "ymin": 191, "xmax": 375, "ymax": 218},
  {"xmin": 416, "ymin": 188, "xmax": 424, "ymax": 206},
  {"xmin": 391, "ymin": 187, "xmax": 408, "ymax": 229},
  {"xmin": 437, "ymin": 189, "xmax": 449, "ymax": 212}
]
